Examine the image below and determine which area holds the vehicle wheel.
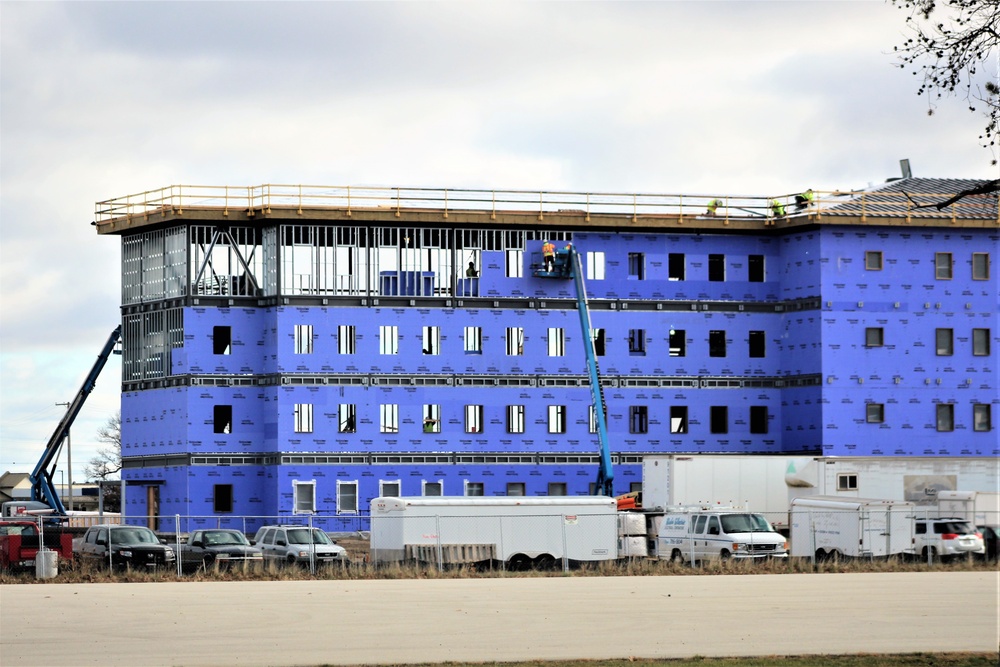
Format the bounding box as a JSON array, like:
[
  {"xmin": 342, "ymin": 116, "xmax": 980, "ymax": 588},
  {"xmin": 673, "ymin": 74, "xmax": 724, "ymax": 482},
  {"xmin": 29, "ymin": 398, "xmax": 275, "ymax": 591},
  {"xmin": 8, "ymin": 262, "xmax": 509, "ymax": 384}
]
[
  {"xmin": 921, "ymin": 547, "xmax": 937, "ymax": 562},
  {"xmin": 533, "ymin": 554, "xmax": 556, "ymax": 570},
  {"xmin": 286, "ymin": 554, "xmax": 297, "ymax": 566},
  {"xmin": 670, "ymin": 549, "xmax": 684, "ymax": 564},
  {"xmin": 202, "ymin": 555, "xmax": 215, "ymax": 572},
  {"xmin": 720, "ymin": 549, "xmax": 731, "ymax": 560},
  {"xmin": 507, "ymin": 554, "xmax": 532, "ymax": 571}
]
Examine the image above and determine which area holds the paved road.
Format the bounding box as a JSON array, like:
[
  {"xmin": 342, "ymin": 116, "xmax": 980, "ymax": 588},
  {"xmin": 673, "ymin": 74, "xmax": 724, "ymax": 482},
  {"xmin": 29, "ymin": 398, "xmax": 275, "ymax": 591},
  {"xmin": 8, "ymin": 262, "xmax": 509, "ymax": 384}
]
[{"xmin": 2, "ymin": 572, "xmax": 997, "ymax": 667}]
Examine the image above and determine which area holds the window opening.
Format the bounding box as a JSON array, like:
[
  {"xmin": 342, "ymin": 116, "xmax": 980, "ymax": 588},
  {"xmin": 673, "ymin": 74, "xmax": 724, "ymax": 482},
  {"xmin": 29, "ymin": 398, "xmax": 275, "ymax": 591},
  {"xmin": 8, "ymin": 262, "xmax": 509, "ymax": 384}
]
[
  {"xmin": 936, "ymin": 404, "xmax": 954, "ymax": 432},
  {"xmin": 709, "ymin": 330, "xmax": 726, "ymax": 357},
  {"xmin": 423, "ymin": 481, "xmax": 442, "ymax": 496},
  {"xmin": 866, "ymin": 403, "xmax": 885, "ymax": 424},
  {"xmin": 708, "ymin": 254, "xmax": 725, "ymax": 281},
  {"xmin": 749, "ymin": 406, "xmax": 768, "ymax": 434},
  {"xmin": 972, "ymin": 252, "xmax": 989, "ymax": 280},
  {"xmin": 936, "ymin": 328, "xmax": 953, "ymax": 356},
  {"xmin": 423, "ymin": 404, "xmax": 441, "ymax": 433},
  {"xmin": 506, "ymin": 250, "xmax": 523, "ymax": 278},
  {"xmin": 465, "ymin": 405, "xmax": 484, "ymax": 433},
  {"xmin": 380, "ymin": 325, "xmax": 399, "ymax": 355},
  {"xmin": 865, "ymin": 251, "xmax": 883, "ymax": 271},
  {"xmin": 591, "ymin": 328, "xmax": 606, "ymax": 356},
  {"xmin": 548, "ymin": 328, "xmax": 565, "ymax": 357},
  {"xmin": 548, "ymin": 482, "xmax": 567, "ymax": 496},
  {"xmin": 294, "ymin": 403, "xmax": 313, "ymax": 433},
  {"xmin": 506, "ymin": 482, "xmax": 526, "ymax": 496},
  {"xmin": 214, "ymin": 405, "xmax": 232, "ymax": 434},
  {"xmin": 973, "ymin": 404, "xmax": 991, "ymax": 432},
  {"xmin": 548, "ymin": 405, "xmax": 567, "ymax": 434},
  {"xmin": 293, "ymin": 480, "xmax": 315, "ymax": 514},
  {"xmin": 837, "ymin": 474, "xmax": 858, "ymax": 491},
  {"xmin": 669, "ymin": 329, "xmax": 686, "ymax": 357},
  {"xmin": 670, "ymin": 406, "xmax": 688, "ymax": 434},
  {"xmin": 629, "ymin": 406, "xmax": 648, "ymax": 434},
  {"xmin": 507, "ymin": 405, "xmax": 525, "ymax": 434},
  {"xmin": 865, "ymin": 327, "xmax": 884, "ymax": 348},
  {"xmin": 628, "ymin": 252, "xmax": 645, "ymax": 279},
  {"xmin": 464, "ymin": 326, "xmax": 482, "ymax": 354},
  {"xmin": 465, "ymin": 482, "xmax": 485, "ymax": 497},
  {"xmin": 586, "ymin": 251, "xmax": 605, "ymax": 280},
  {"xmin": 379, "ymin": 480, "xmax": 401, "ymax": 497},
  {"xmin": 668, "ymin": 253, "xmax": 685, "ymax": 280},
  {"xmin": 380, "ymin": 404, "xmax": 398, "ymax": 433},
  {"xmin": 339, "ymin": 404, "xmax": 356, "ymax": 433},
  {"xmin": 294, "ymin": 324, "xmax": 313, "ymax": 355},
  {"xmin": 749, "ymin": 330, "xmax": 765, "ymax": 358},
  {"xmin": 213, "ymin": 484, "xmax": 233, "ymax": 513},
  {"xmin": 710, "ymin": 406, "xmax": 728, "ymax": 434},
  {"xmin": 628, "ymin": 329, "xmax": 646, "ymax": 356},
  {"xmin": 748, "ymin": 254, "xmax": 764, "ymax": 282},
  {"xmin": 337, "ymin": 481, "xmax": 358, "ymax": 514},
  {"xmin": 338, "ymin": 325, "xmax": 356, "ymax": 355},
  {"xmin": 422, "ymin": 326, "xmax": 440, "ymax": 355},
  {"xmin": 506, "ymin": 327, "xmax": 524, "ymax": 356},
  {"xmin": 935, "ymin": 252, "xmax": 952, "ymax": 280},
  {"xmin": 973, "ymin": 328, "xmax": 990, "ymax": 356},
  {"xmin": 213, "ymin": 326, "xmax": 231, "ymax": 355}
]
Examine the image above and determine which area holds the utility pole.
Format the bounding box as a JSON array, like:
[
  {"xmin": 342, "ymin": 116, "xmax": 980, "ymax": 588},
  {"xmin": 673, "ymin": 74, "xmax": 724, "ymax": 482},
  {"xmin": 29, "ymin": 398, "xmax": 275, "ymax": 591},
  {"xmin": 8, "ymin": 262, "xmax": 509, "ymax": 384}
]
[{"xmin": 56, "ymin": 402, "xmax": 73, "ymax": 512}]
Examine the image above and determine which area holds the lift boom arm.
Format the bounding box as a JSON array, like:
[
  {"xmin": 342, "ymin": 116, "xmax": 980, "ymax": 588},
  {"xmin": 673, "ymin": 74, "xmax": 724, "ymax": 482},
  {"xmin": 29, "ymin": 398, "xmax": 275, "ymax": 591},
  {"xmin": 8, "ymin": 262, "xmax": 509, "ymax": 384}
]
[{"xmin": 29, "ymin": 326, "xmax": 122, "ymax": 514}]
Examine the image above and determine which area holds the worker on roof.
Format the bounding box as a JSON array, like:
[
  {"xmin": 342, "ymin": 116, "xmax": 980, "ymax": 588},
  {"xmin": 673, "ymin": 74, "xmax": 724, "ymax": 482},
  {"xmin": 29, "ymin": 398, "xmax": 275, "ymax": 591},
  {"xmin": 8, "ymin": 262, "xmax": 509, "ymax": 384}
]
[
  {"xmin": 706, "ymin": 199, "xmax": 722, "ymax": 216},
  {"xmin": 770, "ymin": 199, "xmax": 786, "ymax": 218},
  {"xmin": 795, "ymin": 189, "xmax": 815, "ymax": 211},
  {"xmin": 542, "ymin": 239, "xmax": 556, "ymax": 272}
]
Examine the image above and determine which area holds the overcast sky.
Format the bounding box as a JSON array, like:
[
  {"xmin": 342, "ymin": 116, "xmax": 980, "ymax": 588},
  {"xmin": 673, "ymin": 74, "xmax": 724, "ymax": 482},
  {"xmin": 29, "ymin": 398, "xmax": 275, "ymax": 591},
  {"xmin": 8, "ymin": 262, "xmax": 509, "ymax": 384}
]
[{"xmin": 0, "ymin": 1, "xmax": 994, "ymax": 483}]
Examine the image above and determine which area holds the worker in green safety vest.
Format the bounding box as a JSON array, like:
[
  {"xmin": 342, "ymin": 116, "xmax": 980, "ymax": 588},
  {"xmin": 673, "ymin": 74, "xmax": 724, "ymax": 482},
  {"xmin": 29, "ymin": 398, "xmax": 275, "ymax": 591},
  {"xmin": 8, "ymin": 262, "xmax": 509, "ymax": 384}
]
[
  {"xmin": 770, "ymin": 199, "xmax": 785, "ymax": 218},
  {"xmin": 795, "ymin": 189, "xmax": 815, "ymax": 211},
  {"xmin": 706, "ymin": 199, "xmax": 722, "ymax": 216}
]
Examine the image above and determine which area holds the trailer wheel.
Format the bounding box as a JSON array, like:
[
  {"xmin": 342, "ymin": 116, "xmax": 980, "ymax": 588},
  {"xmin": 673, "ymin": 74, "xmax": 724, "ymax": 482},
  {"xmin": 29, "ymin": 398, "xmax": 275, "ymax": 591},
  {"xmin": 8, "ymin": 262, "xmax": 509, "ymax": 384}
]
[
  {"xmin": 507, "ymin": 554, "xmax": 532, "ymax": 571},
  {"xmin": 670, "ymin": 549, "xmax": 684, "ymax": 564},
  {"xmin": 533, "ymin": 554, "xmax": 556, "ymax": 570}
]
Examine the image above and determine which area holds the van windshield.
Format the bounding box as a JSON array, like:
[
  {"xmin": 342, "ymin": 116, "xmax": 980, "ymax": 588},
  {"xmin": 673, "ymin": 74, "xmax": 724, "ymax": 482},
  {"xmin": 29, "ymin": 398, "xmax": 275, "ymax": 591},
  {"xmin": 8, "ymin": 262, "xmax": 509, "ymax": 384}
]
[{"xmin": 720, "ymin": 513, "xmax": 773, "ymax": 533}]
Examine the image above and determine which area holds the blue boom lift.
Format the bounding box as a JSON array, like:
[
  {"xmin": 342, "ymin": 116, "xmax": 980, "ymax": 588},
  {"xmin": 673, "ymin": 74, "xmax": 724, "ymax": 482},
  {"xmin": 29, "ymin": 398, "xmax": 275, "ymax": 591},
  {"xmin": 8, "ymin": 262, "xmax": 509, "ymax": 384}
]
[
  {"xmin": 534, "ymin": 244, "xmax": 614, "ymax": 496},
  {"xmin": 27, "ymin": 326, "xmax": 122, "ymax": 515}
]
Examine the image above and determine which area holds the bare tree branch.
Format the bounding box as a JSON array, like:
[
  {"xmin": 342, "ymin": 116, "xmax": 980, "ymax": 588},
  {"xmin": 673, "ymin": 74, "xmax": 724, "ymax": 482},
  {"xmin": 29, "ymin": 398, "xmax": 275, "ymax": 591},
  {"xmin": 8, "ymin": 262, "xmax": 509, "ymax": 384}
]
[
  {"xmin": 892, "ymin": 0, "xmax": 1000, "ymax": 163},
  {"xmin": 85, "ymin": 411, "xmax": 122, "ymax": 481},
  {"xmin": 902, "ymin": 178, "xmax": 1000, "ymax": 209}
]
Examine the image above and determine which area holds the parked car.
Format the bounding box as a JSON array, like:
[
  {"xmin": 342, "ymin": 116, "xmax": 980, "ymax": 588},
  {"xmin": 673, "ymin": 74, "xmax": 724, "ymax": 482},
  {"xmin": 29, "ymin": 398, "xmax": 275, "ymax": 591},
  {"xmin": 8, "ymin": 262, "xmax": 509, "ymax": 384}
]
[
  {"xmin": 252, "ymin": 525, "xmax": 349, "ymax": 567},
  {"xmin": 179, "ymin": 529, "xmax": 263, "ymax": 572},
  {"xmin": 913, "ymin": 518, "xmax": 985, "ymax": 561},
  {"xmin": 976, "ymin": 525, "xmax": 998, "ymax": 562},
  {"xmin": 77, "ymin": 524, "xmax": 175, "ymax": 570}
]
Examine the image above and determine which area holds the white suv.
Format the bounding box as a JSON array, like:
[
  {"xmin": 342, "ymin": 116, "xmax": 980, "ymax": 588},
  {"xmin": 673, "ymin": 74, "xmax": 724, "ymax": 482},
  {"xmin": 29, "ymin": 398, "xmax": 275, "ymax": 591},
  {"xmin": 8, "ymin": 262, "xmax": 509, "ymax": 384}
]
[
  {"xmin": 252, "ymin": 525, "xmax": 349, "ymax": 567},
  {"xmin": 914, "ymin": 518, "xmax": 985, "ymax": 561}
]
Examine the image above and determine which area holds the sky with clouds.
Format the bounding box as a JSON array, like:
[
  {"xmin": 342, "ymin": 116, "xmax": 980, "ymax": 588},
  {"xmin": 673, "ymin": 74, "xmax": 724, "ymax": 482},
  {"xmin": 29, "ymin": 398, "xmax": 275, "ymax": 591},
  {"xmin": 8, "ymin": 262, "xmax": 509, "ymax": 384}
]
[{"xmin": 0, "ymin": 1, "xmax": 994, "ymax": 483}]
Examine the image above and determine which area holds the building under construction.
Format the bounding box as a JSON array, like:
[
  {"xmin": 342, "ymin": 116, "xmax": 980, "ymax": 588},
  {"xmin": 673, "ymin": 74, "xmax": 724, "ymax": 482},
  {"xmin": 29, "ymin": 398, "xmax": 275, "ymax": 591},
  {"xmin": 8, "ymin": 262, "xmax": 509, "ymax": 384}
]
[{"xmin": 93, "ymin": 176, "xmax": 998, "ymax": 531}]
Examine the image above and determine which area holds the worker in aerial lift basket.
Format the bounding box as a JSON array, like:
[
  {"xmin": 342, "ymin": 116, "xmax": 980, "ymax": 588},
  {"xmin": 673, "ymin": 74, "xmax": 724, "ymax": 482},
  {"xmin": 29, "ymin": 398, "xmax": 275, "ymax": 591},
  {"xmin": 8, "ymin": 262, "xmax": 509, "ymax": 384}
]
[{"xmin": 542, "ymin": 239, "xmax": 556, "ymax": 272}]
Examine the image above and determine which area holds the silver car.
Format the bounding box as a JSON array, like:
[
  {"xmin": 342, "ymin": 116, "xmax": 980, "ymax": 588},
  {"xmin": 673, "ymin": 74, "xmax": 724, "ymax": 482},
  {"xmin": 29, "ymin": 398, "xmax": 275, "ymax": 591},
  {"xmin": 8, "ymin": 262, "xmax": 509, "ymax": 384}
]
[{"xmin": 252, "ymin": 525, "xmax": 349, "ymax": 567}]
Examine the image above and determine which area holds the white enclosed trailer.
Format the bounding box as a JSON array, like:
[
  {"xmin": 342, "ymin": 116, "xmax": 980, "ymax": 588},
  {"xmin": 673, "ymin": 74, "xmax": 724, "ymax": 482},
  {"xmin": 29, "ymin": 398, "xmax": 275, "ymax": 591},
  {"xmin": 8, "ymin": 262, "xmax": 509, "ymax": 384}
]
[
  {"xmin": 936, "ymin": 491, "xmax": 1000, "ymax": 528},
  {"xmin": 642, "ymin": 455, "xmax": 793, "ymax": 530},
  {"xmin": 369, "ymin": 496, "xmax": 618, "ymax": 568},
  {"xmin": 785, "ymin": 457, "xmax": 1000, "ymax": 508},
  {"xmin": 790, "ymin": 496, "xmax": 916, "ymax": 559}
]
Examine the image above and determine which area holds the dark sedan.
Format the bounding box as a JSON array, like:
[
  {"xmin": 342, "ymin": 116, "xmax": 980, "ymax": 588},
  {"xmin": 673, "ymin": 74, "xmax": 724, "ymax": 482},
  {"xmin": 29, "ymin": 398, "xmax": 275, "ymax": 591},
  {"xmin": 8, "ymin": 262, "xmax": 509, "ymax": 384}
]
[{"xmin": 179, "ymin": 529, "xmax": 263, "ymax": 572}]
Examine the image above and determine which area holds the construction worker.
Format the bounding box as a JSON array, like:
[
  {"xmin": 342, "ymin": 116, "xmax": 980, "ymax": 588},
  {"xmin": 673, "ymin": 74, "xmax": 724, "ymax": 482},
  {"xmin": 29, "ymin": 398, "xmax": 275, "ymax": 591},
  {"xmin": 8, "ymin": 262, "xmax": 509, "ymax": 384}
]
[
  {"xmin": 542, "ymin": 239, "xmax": 556, "ymax": 272},
  {"xmin": 706, "ymin": 199, "xmax": 722, "ymax": 216},
  {"xmin": 466, "ymin": 261, "xmax": 478, "ymax": 278},
  {"xmin": 770, "ymin": 199, "xmax": 786, "ymax": 218},
  {"xmin": 794, "ymin": 189, "xmax": 815, "ymax": 211}
]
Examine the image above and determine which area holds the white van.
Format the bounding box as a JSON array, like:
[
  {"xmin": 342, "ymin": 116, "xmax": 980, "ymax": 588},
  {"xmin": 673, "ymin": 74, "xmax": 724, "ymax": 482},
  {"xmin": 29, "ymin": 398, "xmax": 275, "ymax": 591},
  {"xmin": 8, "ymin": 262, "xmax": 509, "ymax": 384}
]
[{"xmin": 657, "ymin": 507, "xmax": 788, "ymax": 563}]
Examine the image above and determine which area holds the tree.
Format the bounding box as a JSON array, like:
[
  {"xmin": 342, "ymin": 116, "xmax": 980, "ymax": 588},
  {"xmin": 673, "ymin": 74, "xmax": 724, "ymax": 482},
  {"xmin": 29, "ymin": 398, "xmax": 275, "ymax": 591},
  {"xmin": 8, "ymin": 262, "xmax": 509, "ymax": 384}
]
[
  {"xmin": 891, "ymin": 0, "xmax": 1000, "ymax": 164},
  {"xmin": 86, "ymin": 412, "xmax": 122, "ymax": 512}
]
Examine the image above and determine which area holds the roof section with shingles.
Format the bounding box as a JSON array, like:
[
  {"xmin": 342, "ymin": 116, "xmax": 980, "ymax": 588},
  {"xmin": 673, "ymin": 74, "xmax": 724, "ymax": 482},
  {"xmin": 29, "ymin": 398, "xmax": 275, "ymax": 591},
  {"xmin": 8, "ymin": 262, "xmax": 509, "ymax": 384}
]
[{"xmin": 826, "ymin": 177, "xmax": 998, "ymax": 220}]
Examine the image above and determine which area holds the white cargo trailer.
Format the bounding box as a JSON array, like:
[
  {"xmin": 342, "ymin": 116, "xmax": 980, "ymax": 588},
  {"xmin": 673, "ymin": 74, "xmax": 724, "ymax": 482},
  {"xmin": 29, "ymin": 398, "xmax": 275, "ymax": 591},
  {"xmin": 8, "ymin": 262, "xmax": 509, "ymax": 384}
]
[
  {"xmin": 642, "ymin": 455, "xmax": 793, "ymax": 530},
  {"xmin": 790, "ymin": 496, "xmax": 916, "ymax": 559},
  {"xmin": 936, "ymin": 491, "xmax": 1000, "ymax": 528},
  {"xmin": 785, "ymin": 457, "xmax": 1000, "ymax": 508},
  {"xmin": 369, "ymin": 496, "xmax": 618, "ymax": 568}
]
